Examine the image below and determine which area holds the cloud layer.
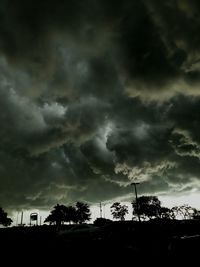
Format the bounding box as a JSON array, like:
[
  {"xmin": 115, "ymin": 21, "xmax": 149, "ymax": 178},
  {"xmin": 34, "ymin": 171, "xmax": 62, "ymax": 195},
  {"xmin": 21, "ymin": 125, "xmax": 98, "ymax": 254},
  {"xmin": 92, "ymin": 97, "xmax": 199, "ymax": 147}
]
[{"xmin": 1, "ymin": 0, "xmax": 200, "ymax": 210}]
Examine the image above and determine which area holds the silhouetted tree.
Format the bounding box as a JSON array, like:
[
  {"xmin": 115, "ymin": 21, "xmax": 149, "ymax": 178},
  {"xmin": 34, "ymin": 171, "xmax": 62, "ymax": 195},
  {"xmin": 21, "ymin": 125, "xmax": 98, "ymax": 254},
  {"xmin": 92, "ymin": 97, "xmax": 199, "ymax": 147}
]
[
  {"xmin": 45, "ymin": 202, "xmax": 91, "ymax": 225},
  {"xmin": 159, "ymin": 207, "xmax": 173, "ymax": 219},
  {"xmin": 132, "ymin": 196, "xmax": 161, "ymax": 220},
  {"xmin": 171, "ymin": 205, "xmax": 197, "ymax": 220},
  {"xmin": 44, "ymin": 214, "xmax": 55, "ymax": 225},
  {"xmin": 44, "ymin": 204, "xmax": 67, "ymax": 226},
  {"xmin": 75, "ymin": 202, "xmax": 91, "ymax": 224},
  {"xmin": 192, "ymin": 209, "xmax": 200, "ymax": 220},
  {"xmin": 110, "ymin": 202, "xmax": 129, "ymax": 221},
  {"xmin": 0, "ymin": 207, "xmax": 12, "ymax": 226},
  {"xmin": 64, "ymin": 205, "xmax": 77, "ymax": 224}
]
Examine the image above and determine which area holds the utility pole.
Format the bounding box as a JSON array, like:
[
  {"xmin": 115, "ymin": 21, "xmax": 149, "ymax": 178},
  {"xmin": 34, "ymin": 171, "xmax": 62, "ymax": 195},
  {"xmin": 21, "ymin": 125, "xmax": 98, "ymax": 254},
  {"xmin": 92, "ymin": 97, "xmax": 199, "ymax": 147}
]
[
  {"xmin": 16, "ymin": 212, "xmax": 19, "ymax": 226},
  {"xmin": 20, "ymin": 211, "xmax": 24, "ymax": 225},
  {"xmin": 103, "ymin": 204, "xmax": 106, "ymax": 218},
  {"xmin": 131, "ymin": 182, "xmax": 141, "ymax": 222},
  {"xmin": 100, "ymin": 202, "xmax": 102, "ymax": 218}
]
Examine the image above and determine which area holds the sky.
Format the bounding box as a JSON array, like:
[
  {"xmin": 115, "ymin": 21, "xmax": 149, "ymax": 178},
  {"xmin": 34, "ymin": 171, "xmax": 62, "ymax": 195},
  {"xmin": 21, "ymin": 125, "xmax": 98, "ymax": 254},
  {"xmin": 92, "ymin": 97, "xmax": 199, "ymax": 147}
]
[{"xmin": 1, "ymin": 0, "xmax": 200, "ymax": 216}]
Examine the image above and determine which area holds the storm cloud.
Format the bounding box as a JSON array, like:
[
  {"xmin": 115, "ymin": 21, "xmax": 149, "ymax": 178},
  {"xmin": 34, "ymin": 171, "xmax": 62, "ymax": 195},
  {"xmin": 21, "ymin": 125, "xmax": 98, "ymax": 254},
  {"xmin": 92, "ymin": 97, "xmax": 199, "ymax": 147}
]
[{"xmin": 1, "ymin": 0, "xmax": 200, "ymax": 210}]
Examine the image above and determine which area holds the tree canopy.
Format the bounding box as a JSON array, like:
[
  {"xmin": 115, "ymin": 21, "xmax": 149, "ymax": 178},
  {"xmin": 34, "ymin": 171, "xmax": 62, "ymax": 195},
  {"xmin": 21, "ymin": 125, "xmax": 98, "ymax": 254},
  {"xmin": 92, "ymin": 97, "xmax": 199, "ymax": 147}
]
[
  {"xmin": 131, "ymin": 195, "xmax": 199, "ymax": 221},
  {"xmin": 132, "ymin": 196, "xmax": 161, "ymax": 220},
  {"xmin": 0, "ymin": 207, "xmax": 12, "ymax": 226},
  {"xmin": 75, "ymin": 202, "xmax": 91, "ymax": 224},
  {"xmin": 44, "ymin": 202, "xmax": 91, "ymax": 226},
  {"xmin": 171, "ymin": 205, "xmax": 197, "ymax": 220},
  {"xmin": 110, "ymin": 202, "xmax": 129, "ymax": 221}
]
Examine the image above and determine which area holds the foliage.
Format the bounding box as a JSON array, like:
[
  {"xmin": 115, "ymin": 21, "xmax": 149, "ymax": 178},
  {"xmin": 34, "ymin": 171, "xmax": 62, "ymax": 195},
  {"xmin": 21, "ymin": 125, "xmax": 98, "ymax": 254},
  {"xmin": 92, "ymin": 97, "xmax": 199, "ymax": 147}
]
[
  {"xmin": 44, "ymin": 202, "xmax": 91, "ymax": 225},
  {"xmin": 171, "ymin": 205, "xmax": 197, "ymax": 220},
  {"xmin": 44, "ymin": 204, "xmax": 67, "ymax": 226},
  {"xmin": 64, "ymin": 205, "xmax": 77, "ymax": 224},
  {"xmin": 159, "ymin": 207, "xmax": 173, "ymax": 219},
  {"xmin": 192, "ymin": 209, "xmax": 200, "ymax": 220},
  {"xmin": 75, "ymin": 202, "xmax": 91, "ymax": 224},
  {"xmin": 110, "ymin": 202, "xmax": 129, "ymax": 221},
  {"xmin": 131, "ymin": 195, "xmax": 198, "ymax": 221},
  {"xmin": 0, "ymin": 207, "xmax": 13, "ymax": 226},
  {"xmin": 132, "ymin": 196, "xmax": 161, "ymax": 220}
]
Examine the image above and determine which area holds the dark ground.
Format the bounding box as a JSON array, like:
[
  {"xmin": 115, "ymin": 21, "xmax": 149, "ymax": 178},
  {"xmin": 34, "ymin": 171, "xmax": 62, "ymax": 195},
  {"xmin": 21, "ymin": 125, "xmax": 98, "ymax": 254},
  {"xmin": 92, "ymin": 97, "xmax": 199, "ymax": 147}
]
[{"xmin": 1, "ymin": 220, "xmax": 200, "ymax": 266}]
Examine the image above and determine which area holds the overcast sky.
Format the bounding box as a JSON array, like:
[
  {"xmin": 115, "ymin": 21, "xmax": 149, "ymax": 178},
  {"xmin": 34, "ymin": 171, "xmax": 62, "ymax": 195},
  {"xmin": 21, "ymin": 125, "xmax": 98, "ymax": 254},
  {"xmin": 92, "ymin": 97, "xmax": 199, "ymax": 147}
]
[{"xmin": 1, "ymin": 0, "xmax": 200, "ymax": 212}]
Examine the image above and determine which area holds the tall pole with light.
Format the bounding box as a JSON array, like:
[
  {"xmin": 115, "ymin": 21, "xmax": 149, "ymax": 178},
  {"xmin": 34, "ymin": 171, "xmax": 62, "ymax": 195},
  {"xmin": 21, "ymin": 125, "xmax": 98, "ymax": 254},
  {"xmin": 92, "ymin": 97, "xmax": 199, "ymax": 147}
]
[
  {"xmin": 100, "ymin": 202, "xmax": 102, "ymax": 218},
  {"xmin": 131, "ymin": 182, "xmax": 141, "ymax": 222}
]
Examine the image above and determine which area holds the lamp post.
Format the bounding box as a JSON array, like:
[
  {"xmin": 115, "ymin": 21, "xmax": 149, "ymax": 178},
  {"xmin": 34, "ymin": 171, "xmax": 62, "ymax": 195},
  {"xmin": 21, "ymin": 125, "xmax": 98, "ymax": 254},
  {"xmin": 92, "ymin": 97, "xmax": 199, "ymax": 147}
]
[
  {"xmin": 100, "ymin": 202, "xmax": 102, "ymax": 218},
  {"xmin": 131, "ymin": 182, "xmax": 141, "ymax": 222},
  {"xmin": 103, "ymin": 204, "xmax": 106, "ymax": 218}
]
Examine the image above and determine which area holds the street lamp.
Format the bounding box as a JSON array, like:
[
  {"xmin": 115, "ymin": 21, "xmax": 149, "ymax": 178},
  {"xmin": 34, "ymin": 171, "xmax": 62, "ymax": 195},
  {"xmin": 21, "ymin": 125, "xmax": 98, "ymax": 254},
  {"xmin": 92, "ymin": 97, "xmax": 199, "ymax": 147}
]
[
  {"xmin": 100, "ymin": 202, "xmax": 102, "ymax": 218},
  {"xmin": 131, "ymin": 182, "xmax": 141, "ymax": 222}
]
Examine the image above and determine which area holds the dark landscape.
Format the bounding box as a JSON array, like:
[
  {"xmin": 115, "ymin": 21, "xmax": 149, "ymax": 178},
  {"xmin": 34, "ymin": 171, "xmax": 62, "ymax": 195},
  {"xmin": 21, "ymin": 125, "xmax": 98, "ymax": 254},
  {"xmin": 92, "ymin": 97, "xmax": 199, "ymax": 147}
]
[{"xmin": 1, "ymin": 219, "xmax": 200, "ymax": 266}]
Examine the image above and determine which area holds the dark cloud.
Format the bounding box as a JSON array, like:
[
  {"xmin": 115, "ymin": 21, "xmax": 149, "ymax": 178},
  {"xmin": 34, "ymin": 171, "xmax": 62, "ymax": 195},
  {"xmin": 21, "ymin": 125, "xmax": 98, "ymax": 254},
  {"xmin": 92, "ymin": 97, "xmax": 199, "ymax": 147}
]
[{"xmin": 1, "ymin": 0, "xmax": 200, "ymax": 210}]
